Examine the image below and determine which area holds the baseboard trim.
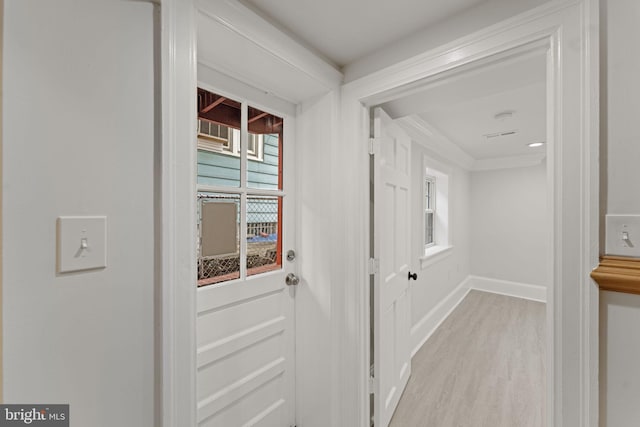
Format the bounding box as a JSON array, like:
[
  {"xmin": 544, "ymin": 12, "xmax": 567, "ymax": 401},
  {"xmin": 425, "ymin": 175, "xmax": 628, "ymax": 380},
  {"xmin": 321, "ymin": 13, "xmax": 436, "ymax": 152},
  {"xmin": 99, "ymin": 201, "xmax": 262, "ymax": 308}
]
[
  {"xmin": 468, "ymin": 275, "xmax": 547, "ymax": 303},
  {"xmin": 410, "ymin": 277, "xmax": 471, "ymax": 357}
]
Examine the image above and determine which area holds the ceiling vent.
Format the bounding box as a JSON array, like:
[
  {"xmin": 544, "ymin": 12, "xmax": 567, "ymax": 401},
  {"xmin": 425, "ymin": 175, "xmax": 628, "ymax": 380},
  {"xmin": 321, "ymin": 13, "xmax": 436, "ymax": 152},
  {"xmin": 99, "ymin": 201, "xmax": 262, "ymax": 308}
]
[
  {"xmin": 483, "ymin": 129, "xmax": 518, "ymax": 141},
  {"xmin": 494, "ymin": 111, "xmax": 515, "ymax": 121}
]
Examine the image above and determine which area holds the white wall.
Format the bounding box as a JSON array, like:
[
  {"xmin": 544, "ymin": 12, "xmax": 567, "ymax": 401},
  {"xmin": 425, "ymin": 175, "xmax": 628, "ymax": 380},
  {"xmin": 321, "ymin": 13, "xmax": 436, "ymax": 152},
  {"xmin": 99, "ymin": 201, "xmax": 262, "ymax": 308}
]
[
  {"xmin": 469, "ymin": 163, "xmax": 548, "ymax": 287},
  {"xmin": 343, "ymin": 0, "xmax": 549, "ymax": 82},
  {"xmin": 601, "ymin": 0, "xmax": 640, "ymax": 425},
  {"xmin": 294, "ymin": 91, "xmax": 340, "ymax": 427},
  {"xmin": 600, "ymin": 292, "xmax": 640, "ymax": 426},
  {"xmin": 602, "ymin": 0, "xmax": 640, "ymax": 216},
  {"xmin": 409, "ymin": 141, "xmax": 471, "ymax": 352},
  {"xmin": 3, "ymin": 1, "xmax": 156, "ymax": 426}
]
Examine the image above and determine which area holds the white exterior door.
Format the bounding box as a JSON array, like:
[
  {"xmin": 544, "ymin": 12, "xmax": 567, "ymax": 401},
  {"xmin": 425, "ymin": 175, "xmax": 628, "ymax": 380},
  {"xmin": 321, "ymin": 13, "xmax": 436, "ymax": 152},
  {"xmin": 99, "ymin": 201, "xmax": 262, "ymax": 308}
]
[
  {"xmin": 372, "ymin": 107, "xmax": 412, "ymax": 427},
  {"xmin": 195, "ymin": 90, "xmax": 296, "ymax": 427}
]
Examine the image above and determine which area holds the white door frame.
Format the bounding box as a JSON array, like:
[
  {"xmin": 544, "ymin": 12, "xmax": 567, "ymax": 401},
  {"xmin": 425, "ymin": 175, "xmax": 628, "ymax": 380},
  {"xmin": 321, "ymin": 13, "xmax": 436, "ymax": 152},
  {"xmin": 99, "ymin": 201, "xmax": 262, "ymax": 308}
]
[
  {"xmin": 339, "ymin": 0, "xmax": 599, "ymax": 426},
  {"xmin": 160, "ymin": 0, "xmax": 198, "ymax": 426}
]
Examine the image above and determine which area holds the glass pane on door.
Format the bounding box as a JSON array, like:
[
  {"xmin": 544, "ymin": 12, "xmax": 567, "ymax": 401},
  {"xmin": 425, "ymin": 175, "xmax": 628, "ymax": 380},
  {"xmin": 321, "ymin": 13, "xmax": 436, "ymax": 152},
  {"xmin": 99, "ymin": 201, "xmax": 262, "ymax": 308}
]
[
  {"xmin": 246, "ymin": 195, "xmax": 282, "ymax": 276},
  {"xmin": 197, "ymin": 88, "xmax": 242, "ymax": 188},
  {"xmin": 198, "ymin": 193, "xmax": 240, "ymax": 286},
  {"xmin": 247, "ymin": 106, "xmax": 282, "ymax": 190}
]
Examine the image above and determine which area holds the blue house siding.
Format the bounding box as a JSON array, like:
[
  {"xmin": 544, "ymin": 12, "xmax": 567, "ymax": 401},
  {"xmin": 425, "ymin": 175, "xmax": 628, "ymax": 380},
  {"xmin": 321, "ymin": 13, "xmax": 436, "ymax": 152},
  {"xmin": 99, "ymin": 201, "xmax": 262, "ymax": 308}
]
[
  {"xmin": 198, "ymin": 134, "xmax": 280, "ymax": 224},
  {"xmin": 197, "ymin": 134, "xmax": 279, "ymax": 189}
]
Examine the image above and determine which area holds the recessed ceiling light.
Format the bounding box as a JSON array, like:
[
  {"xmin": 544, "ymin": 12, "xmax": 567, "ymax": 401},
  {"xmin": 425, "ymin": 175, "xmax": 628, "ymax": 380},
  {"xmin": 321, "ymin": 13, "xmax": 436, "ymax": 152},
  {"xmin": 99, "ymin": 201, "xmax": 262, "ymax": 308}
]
[{"xmin": 528, "ymin": 142, "xmax": 545, "ymax": 148}]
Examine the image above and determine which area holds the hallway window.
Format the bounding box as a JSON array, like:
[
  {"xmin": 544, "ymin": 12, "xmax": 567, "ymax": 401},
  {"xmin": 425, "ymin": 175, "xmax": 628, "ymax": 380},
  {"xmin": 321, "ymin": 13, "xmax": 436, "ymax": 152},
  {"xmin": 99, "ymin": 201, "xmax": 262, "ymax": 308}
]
[
  {"xmin": 422, "ymin": 158, "xmax": 450, "ymax": 260},
  {"xmin": 425, "ymin": 176, "xmax": 435, "ymax": 247}
]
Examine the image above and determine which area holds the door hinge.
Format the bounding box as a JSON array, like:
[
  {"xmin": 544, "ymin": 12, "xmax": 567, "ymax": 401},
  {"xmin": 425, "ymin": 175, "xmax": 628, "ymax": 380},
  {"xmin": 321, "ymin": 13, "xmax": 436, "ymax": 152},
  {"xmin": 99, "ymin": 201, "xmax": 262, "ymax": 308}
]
[
  {"xmin": 368, "ymin": 258, "xmax": 379, "ymax": 275},
  {"xmin": 369, "ymin": 138, "xmax": 380, "ymax": 156},
  {"xmin": 368, "ymin": 376, "xmax": 377, "ymax": 394}
]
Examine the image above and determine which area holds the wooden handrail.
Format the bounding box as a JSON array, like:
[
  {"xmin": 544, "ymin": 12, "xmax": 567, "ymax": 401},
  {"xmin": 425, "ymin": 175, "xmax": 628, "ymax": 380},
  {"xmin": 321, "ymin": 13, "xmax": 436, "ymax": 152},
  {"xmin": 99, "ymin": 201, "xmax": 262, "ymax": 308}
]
[{"xmin": 591, "ymin": 256, "xmax": 640, "ymax": 295}]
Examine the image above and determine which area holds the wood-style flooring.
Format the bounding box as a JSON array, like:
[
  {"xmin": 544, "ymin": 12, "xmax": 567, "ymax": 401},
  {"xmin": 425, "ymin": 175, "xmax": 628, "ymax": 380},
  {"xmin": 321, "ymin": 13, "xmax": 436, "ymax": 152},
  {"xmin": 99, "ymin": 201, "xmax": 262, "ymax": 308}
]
[{"xmin": 389, "ymin": 290, "xmax": 545, "ymax": 427}]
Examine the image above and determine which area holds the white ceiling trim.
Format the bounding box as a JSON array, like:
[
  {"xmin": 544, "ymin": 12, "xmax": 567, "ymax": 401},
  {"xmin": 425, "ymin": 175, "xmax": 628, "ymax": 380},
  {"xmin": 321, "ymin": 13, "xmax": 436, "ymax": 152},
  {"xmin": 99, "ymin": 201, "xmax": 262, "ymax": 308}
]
[
  {"xmin": 344, "ymin": 0, "xmax": 575, "ymax": 100},
  {"xmin": 197, "ymin": 0, "xmax": 343, "ymax": 91},
  {"xmin": 472, "ymin": 153, "xmax": 546, "ymax": 171},
  {"xmin": 397, "ymin": 115, "xmax": 475, "ymax": 170}
]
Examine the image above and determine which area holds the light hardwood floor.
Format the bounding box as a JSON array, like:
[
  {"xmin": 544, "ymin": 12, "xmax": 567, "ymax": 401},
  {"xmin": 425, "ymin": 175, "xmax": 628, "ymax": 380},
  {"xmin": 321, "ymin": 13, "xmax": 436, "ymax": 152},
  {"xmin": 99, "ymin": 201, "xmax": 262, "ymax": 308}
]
[{"xmin": 389, "ymin": 290, "xmax": 545, "ymax": 427}]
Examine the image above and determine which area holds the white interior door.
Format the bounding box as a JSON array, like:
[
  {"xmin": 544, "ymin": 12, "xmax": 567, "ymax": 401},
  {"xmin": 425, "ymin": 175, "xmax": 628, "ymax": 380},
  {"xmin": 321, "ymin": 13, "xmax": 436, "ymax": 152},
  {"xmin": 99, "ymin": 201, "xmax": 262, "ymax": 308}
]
[
  {"xmin": 195, "ymin": 89, "xmax": 296, "ymax": 427},
  {"xmin": 372, "ymin": 107, "xmax": 412, "ymax": 427}
]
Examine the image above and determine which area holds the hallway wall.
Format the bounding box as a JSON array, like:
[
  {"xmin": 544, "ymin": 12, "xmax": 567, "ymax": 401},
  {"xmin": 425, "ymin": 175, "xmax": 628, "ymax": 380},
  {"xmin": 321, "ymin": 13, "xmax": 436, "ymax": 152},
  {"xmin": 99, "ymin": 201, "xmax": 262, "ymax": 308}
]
[
  {"xmin": 600, "ymin": 0, "xmax": 640, "ymax": 425},
  {"xmin": 3, "ymin": 1, "xmax": 156, "ymax": 425},
  {"xmin": 470, "ymin": 162, "xmax": 548, "ymax": 288},
  {"xmin": 410, "ymin": 141, "xmax": 471, "ymax": 353}
]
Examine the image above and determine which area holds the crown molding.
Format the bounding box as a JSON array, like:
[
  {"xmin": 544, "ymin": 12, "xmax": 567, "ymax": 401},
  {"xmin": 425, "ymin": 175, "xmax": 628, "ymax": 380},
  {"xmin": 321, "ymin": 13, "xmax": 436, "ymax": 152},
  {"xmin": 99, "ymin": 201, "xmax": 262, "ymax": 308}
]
[
  {"xmin": 397, "ymin": 115, "xmax": 475, "ymax": 170},
  {"xmin": 472, "ymin": 153, "xmax": 546, "ymax": 171}
]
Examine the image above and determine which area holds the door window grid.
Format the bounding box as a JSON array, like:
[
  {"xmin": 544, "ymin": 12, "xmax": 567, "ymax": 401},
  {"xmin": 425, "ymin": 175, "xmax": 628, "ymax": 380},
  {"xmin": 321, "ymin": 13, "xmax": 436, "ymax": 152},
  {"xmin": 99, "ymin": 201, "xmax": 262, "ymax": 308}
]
[
  {"xmin": 197, "ymin": 193, "xmax": 282, "ymax": 286},
  {"xmin": 196, "ymin": 88, "xmax": 284, "ymax": 286}
]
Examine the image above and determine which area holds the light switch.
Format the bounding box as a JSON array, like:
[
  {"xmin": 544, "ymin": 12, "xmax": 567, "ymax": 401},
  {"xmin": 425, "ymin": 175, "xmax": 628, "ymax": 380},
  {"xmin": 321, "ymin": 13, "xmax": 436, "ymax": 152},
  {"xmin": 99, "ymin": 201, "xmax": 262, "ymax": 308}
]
[
  {"xmin": 57, "ymin": 216, "xmax": 107, "ymax": 273},
  {"xmin": 606, "ymin": 215, "xmax": 640, "ymax": 257}
]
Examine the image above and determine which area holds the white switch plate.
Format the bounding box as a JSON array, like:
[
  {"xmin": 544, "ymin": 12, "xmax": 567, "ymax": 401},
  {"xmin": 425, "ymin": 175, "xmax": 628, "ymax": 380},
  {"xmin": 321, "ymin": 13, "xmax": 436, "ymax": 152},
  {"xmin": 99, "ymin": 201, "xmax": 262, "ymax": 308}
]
[
  {"xmin": 57, "ymin": 216, "xmax": 107, "ymax": 273},
  {"xmin": 606, "ymin": 215, "xmax": 640, "ymax": 257}
]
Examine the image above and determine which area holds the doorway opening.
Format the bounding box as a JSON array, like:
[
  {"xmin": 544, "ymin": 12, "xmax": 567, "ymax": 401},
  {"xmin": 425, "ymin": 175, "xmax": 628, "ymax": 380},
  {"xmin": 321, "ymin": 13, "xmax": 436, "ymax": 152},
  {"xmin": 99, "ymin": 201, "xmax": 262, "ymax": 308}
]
[{"xmin": 368, "ymin": 45, "xmax": 552, "ymax": 426}]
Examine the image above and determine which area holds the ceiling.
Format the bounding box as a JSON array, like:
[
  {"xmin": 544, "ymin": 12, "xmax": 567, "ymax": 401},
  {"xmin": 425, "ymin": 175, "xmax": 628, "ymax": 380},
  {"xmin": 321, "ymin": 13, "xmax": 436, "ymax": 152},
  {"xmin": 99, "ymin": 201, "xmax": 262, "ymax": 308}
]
[
  {"xmin": 419, "ymin": 83, "xmax": 546, "ymax": 160},
  {"xmin": 199, "ymin": 1, "xmax": 547, "ymax": 163},
  {"xmin": 381, "ymin": 51, "xmax": 547, "ymax": 162},
  {"xmin": 241, "ymin": 0, "xmax": 487, "ymax": 67}
]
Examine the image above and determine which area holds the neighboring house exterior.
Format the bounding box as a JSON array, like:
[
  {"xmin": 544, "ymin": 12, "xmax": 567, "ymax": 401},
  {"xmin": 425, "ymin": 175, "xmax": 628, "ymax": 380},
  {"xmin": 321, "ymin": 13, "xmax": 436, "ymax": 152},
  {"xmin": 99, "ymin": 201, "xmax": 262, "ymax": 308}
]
[{"xmin": 197, "ymin": 132, "xmax": 280, "ymax": 190}]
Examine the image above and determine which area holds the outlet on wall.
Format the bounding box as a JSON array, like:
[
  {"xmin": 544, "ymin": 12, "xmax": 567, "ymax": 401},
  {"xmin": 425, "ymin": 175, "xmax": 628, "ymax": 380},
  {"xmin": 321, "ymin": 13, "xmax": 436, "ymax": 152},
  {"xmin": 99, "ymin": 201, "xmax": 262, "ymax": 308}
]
[{"xmin": 606, "ymin": 215, "xmax": 640, "ymax": 257}]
